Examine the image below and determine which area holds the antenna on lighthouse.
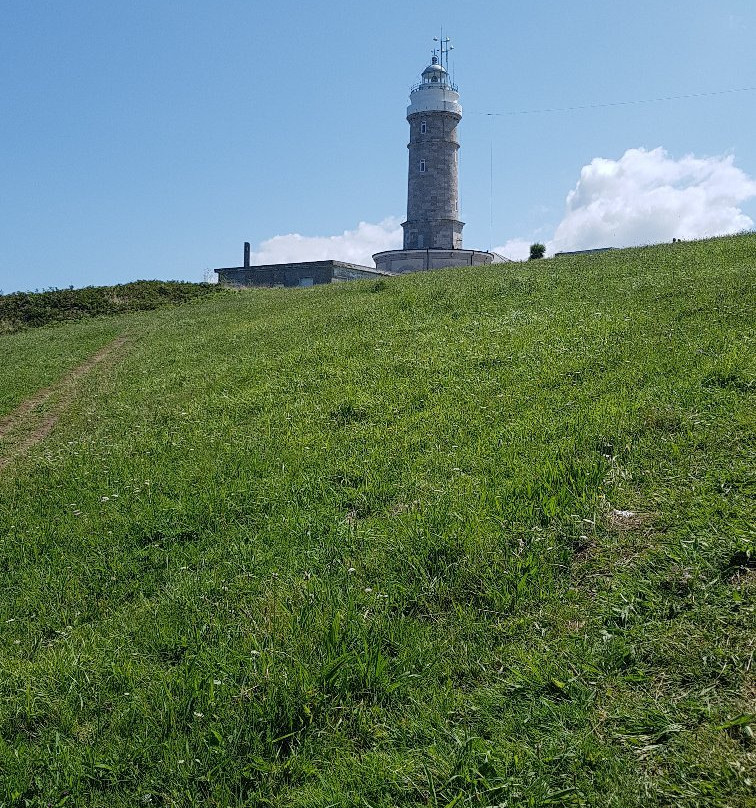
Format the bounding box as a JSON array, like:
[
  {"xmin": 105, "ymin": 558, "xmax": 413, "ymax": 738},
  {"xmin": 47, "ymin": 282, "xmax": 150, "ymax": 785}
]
[{"xmin": 433, "ymin": 30, "xmax": 453, "ymax": 71}]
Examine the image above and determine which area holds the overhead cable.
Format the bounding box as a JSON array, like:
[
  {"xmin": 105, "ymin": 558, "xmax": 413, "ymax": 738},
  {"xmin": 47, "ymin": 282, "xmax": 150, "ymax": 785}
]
[{"xmin": 471, "ymin": 85, "xmax": 756, "ymax": 117}]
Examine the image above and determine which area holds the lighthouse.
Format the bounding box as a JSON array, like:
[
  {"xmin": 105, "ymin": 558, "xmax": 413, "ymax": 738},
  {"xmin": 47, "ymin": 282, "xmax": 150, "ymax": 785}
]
[{"xmin": 373, "ymin": 38, "xmax": 497, "ymax": 274}]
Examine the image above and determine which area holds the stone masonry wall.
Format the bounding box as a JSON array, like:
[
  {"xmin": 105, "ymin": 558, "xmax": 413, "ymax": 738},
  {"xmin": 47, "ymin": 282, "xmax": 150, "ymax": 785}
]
[
  {"xmin": 373, "ymin": 249, "xmax": 495, "ymax": 275},
  {"xmin": 403, "ymin": 111, "xmax": 464, "ymax": 250},
  {"xmin": 216, "ymin": 262, "xmax": 333, "ymax": 288},
  {"xmin": 215, "ymin": 261, "xmax": 389, "ymax": 288}
]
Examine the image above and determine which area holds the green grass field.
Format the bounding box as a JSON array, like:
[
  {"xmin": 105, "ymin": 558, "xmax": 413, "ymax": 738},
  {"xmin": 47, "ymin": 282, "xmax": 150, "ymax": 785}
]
[{"xmin": 0, "ymin": 236, "xmax": 753, "ymax": 806}]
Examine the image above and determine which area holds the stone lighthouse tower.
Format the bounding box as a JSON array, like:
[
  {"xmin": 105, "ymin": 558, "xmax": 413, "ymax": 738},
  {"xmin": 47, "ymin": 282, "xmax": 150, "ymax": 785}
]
[
  {"xmin": 403, "ymin": 49, "xmax": 463, "ymax": 251},
  {"xmin": 373, "ymin": 38, "xmax": 496, "ymax": 274}
]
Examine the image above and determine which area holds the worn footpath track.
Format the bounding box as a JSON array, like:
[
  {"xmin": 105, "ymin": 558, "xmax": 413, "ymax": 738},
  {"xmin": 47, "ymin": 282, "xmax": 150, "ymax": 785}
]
[{"xmin": 0, "ymin": 335, "xmax": 129, "ymax": 471}]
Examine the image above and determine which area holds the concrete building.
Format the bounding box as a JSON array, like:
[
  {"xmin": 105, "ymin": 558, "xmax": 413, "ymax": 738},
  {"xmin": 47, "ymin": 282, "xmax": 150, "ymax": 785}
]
[
  {"xmin": 374, "ymin": 40, "xmax": 499, "ymax": 274},
  {"xmin": 215, "ymin": 246, "xmax": 389, "ymax": 288}
]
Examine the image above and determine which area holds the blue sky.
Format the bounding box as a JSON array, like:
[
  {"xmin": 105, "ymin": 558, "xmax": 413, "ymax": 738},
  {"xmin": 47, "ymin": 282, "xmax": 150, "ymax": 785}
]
[{"xmin": 2, "ymin": 1, "xmax": 755, "ymax": 292}]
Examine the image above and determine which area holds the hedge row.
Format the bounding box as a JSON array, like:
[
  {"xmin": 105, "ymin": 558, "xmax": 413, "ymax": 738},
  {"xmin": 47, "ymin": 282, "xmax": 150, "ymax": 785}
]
[{"xmin": 0, "ymin": 280, "xmax": 221, "ymax": 333}]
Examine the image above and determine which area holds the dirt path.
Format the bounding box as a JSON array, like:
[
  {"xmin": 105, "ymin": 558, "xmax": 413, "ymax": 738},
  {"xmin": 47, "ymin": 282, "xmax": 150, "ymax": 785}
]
[{"xmin": 0, "ymin": 335, "xmax": 129, "ymax": 471}]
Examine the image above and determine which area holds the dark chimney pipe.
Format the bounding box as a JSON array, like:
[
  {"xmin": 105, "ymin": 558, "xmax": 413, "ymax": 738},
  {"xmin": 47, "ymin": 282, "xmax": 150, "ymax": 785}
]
[{"xmin": 244, "ymin": 242, "xmax": 251, "ymax": 268}]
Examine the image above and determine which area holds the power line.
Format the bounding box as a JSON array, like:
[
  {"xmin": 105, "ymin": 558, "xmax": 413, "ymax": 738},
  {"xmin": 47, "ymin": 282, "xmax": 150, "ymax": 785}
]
[
  {"xmin": 488, "ymin": 117, "xmax": 493, "ymax": 252},
  {"xmin": 471, "ymin": 85, "xmax": 756, "ymax": 117}
]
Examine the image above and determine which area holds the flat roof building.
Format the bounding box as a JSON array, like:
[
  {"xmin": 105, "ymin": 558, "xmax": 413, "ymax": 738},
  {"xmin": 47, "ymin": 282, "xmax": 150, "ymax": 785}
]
[{"xmin": 215, "ymin": 251, "xmax": 391, "ymax": 289}]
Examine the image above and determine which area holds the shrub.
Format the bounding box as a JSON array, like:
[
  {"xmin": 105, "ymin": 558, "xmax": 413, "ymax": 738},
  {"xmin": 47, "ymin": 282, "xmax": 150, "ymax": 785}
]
[
  {"xmin": 529, "ymin": 243, "xmax": 546, "ymax": 260},
  {"xmin": 0, "ymin": 280, "xmax": 220, "ymax": 333}
]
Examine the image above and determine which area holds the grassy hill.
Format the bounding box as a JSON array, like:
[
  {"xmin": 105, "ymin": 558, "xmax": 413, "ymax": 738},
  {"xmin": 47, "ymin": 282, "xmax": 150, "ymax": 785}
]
[{"xmin": 0, "ymin": 236, "xmax": 753, "ymax": 806}]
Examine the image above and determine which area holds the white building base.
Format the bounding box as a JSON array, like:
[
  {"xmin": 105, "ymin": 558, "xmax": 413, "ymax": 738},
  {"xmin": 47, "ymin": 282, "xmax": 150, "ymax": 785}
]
[{"xmin": 372, "ymin": 248, "xmax": 502, "ymax": 275}]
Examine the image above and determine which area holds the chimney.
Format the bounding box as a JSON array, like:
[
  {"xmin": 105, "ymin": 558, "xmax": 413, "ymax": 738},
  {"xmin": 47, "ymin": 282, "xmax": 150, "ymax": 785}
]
[{"xmin": 243, "ymin": 242, "xmax": 251, "ymax": 268}]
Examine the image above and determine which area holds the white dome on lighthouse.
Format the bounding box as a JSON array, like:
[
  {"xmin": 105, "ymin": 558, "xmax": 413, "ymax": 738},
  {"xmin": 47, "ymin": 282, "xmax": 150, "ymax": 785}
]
[
  {"xmin": 408, "ymin": 55, "xmax": 461, "ymax": 116},
  {"xmin": 422, "ymin": 59, "xmax": 447, "ymax": 82}
]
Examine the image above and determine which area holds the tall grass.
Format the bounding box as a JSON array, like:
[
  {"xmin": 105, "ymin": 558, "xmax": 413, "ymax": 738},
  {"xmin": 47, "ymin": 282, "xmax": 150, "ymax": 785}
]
[{"xmin": 0, "ymin": 236, "xmax": 753, "ymax": 806}]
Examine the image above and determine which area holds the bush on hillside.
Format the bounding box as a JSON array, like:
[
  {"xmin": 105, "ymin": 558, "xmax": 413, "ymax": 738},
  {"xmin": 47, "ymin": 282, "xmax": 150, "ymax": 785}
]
[
  {"xmin": 0, "ymin": 280, "xmax": 220, "ymax": 333},
  {"xmin": 529, "ymin": 242, "xmax": 546, "ymax": 260}
]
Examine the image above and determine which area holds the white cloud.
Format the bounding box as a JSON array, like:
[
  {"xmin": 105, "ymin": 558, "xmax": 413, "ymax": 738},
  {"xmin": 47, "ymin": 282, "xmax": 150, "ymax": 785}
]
[
  {"xmin": 494, "ymin": 238, "xmax": 532, "ymax": 261},
  {"xmin": 552, "ymin": 147, "xmax": 756, "ymax": 252},
  {"xmin": 497, "ymin": 147, "xmax": 756, "ymax": 257},
  {"xmin": 249, "ymin": 217, "xmax": 402, "ymax": 267}
]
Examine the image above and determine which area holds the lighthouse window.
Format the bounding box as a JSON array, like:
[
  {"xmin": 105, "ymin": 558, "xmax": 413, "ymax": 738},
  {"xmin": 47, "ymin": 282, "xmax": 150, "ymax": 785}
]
[
  {"xmin": 420, "ymin": 121, "xmax": 427, "ymax": 134},
  {"xmin": 419, "ymin": 160, "xmax": 426, "ymax": 173}
]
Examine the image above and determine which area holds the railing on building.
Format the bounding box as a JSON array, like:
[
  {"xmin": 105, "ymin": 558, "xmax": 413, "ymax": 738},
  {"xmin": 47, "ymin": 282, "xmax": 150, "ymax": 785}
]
[{"xmin": 410, "ymin": 80, "xmax": 458, "ymax": 94}]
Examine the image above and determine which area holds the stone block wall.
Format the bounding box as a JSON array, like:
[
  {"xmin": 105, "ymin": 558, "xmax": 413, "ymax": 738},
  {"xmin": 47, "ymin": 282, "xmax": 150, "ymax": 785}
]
[
  {"xmin": 373, "ymin": 249, "xmax": 496, "ymax": 275},
  {"xmin": 216, "ymin": 262, "xmax": 332, "ymax": 288},
  {"xmin": 403, "ymin": 110, "xmax": 463, "ymax": 250},
  {"xmin": 215, "ymin": 261, "xmax": 390, "ymax": 288}
]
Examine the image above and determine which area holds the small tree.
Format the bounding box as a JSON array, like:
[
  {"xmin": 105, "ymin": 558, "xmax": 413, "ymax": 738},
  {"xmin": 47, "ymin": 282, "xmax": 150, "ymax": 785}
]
[{"xmin": 529, "ymin": 242, "xmax": 546, "ymax": 260}]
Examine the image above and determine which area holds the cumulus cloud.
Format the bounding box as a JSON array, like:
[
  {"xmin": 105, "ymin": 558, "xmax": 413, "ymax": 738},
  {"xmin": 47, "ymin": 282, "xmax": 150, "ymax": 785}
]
[
  {"xmin": 494, "ymin": 238, "xmax": 532, "ymax": 261},
  {"xmin": 552, "ymin": 147, "xmax": 756, "ymax": 251},
  {"xmin": 249, "ymin": 217, "xmax": 402, "ymax": 267},
  {"xmin": 496, "ymin": 147, "xmax": 756, "ymax": 258}
]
